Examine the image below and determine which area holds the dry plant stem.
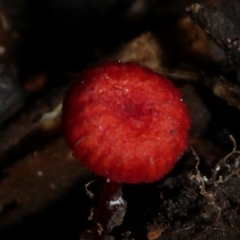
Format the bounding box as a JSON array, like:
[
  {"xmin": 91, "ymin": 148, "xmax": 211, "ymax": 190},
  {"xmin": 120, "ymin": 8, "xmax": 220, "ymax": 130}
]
[
  {"xmin": 93, "ymin": 180, "xmax": 123, "ymax": 240},
  {"xmin": 186, "ymin": 3, "xmax": 240, "ymax": 65}
]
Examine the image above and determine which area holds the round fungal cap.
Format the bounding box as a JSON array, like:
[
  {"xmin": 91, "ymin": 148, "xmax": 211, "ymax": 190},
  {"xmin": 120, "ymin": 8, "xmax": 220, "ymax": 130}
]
[{"xmin": 62, "ymin": 62, "xmax": 190, "ymax": 183}]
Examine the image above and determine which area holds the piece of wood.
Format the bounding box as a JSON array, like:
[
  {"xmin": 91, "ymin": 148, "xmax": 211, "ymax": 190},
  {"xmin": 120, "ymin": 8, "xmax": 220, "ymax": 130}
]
[{"xmin": 187, "ymin": 3, "xmax": 240, "ymax": 66}]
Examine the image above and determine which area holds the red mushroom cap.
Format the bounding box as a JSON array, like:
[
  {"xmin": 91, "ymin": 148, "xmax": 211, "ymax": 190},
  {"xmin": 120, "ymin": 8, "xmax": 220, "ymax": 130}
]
[{"xmin": 62, "ymin": 62, "xmax": 190, "ymax": 183}]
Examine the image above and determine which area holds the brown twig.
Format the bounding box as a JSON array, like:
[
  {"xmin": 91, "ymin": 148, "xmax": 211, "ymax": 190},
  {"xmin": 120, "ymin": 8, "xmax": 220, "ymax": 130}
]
[{"xmin": 186, "ymin": 3, "xmax": 240, "ymax": 66}]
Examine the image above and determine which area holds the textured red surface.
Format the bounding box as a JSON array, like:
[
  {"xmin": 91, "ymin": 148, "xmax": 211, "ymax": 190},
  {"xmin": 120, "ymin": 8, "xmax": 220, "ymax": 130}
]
[{"xmin": 62, "ymin": 62, "xmax": 190, "ymax": 183}]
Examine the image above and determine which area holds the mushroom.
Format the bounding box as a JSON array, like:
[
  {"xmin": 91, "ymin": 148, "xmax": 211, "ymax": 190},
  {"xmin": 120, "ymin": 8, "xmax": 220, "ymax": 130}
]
[{"xmin": 62, "ymin": 61, "xmax": 191, "ymax": 238}]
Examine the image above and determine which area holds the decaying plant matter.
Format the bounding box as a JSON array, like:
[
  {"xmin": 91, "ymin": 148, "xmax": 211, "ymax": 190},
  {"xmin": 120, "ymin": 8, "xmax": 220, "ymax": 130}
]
[
  {"xmin": 146, "ymin": 137, "xmax": 240, "ymax": 239},
  {"xmin": 0, "ymin": 1, "xmax": 240, "ymax": 239}
]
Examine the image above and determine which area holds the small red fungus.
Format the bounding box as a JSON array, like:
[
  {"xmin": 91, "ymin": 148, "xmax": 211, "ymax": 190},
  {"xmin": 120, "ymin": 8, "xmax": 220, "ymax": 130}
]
[{"xmin": 62, "ymin": 62, "xmax": 190, "ymax": 183}]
